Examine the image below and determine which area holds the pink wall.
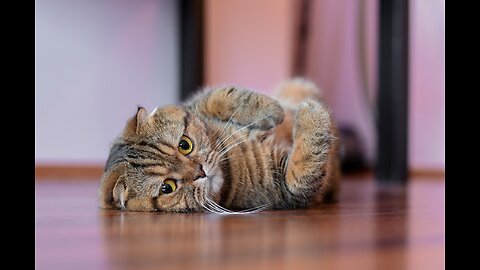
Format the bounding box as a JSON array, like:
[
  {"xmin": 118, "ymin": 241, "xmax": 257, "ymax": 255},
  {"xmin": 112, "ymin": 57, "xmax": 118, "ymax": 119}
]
[
  {"xmin": 305, "ymin": 0, "xmax": 378, "ymax": 164},
  {"xmin": 205, "ymin": 0, "xmax": 445, "ymax": 170},
  {"xmin": 205, "ymin": 0, "xmax": 296, "ymax": 93},
  {"xmin": 307, "ymin": 0, "xmax": 445, "ymax": 169},
  {"xmin": 409, "ymin": 0, "xmax": 445, "ymax": 169}
]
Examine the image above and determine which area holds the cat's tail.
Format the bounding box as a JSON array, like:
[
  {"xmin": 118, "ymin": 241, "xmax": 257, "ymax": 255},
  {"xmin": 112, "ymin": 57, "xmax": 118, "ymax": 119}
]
[{"xmin": 273, "ymin": 77, "xmax": 324, "ymax": 107}]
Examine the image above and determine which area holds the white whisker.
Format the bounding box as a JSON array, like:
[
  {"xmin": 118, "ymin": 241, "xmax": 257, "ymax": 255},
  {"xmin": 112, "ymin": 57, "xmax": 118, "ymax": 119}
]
[
  {"xmin": 216, "ymin": 132, "xmax": 249, "ymax": 154},
  {"xmin": 211, "ymin": 106, "xmax": 242, "ymax": 151},
  {"xmin": 214, "ymin": 114, "xmax": 271, "ymax": 152},
  {"xmin": 202, "ymin": 195, "xmax": 269, "ymax": 215},
  {"xmin": 217, "ymin": 138, "xmax": 250, "ymax": 159},
  {"xmin": 211, "ymin": 114, "xmax": 272, "ymax": 161}
]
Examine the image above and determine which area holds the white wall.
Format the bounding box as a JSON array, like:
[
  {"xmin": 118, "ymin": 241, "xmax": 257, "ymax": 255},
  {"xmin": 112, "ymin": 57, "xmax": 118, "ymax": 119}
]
[{"xmin": 35, "ymin": 0, "xmax": 179, "ymax": 165}]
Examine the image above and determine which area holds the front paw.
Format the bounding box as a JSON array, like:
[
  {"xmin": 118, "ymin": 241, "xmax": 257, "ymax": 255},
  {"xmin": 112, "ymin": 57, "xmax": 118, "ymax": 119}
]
[
  {"xmin": 253, "ymin": 101, "xmax": 285, "ymax": 130},
  {"xmin": 255, "ymin": 129, "xmax": 274, "ymax": 142}
]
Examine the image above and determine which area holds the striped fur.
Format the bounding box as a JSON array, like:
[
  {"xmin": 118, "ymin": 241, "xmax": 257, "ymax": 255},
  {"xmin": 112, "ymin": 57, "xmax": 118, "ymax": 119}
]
[{"xmin": 98, "ymin": 78, "xmax": 340, "ymax": 213}]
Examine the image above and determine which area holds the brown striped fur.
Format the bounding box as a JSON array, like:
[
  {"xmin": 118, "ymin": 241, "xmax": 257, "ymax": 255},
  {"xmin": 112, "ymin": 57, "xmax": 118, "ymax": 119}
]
[{"xmin": 99, "ymin": 78, "xmax": 340, "ymax": 212}]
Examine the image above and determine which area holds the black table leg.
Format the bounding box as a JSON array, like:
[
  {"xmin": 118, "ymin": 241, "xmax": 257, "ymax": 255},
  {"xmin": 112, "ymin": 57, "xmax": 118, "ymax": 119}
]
[{"xmin": 376, "ymin": 0, "xmax": 409, "ymax": 183}]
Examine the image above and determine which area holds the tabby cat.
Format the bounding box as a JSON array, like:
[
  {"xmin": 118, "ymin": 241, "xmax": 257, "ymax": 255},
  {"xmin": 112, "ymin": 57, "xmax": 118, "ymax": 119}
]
[{"xmin": 99, "ymin": 78, "xmax": 340, "ymax": 213}]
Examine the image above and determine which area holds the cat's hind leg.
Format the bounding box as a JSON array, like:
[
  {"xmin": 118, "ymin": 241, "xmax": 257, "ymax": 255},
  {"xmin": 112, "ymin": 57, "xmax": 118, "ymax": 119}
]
[{"xmin": 283, "ymin": 99, "xmax": 337, "ymax": 207}]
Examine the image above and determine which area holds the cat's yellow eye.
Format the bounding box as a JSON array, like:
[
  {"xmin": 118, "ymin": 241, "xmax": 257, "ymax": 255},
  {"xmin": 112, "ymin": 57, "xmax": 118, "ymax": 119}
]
[
  {"xmin": 161, "ymin": 179, "xmax": 177, "ymax": 194},
  {"xmin": 178, "ymin": 135, "xmax": 193, "ymax": 155}
]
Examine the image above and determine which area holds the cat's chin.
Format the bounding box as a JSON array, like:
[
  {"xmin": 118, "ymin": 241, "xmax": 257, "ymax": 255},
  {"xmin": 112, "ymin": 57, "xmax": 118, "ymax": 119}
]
[
  {"xmin": 193, "ymin": 174, "xmax": 221, "ymax": 194},
  {"xmin": 209, "ymin": 173, "xmax": 223, "ymax": 195},
  {"xmin": 199, "ymin": 165, "xmax": 223, "ymax": 196}
]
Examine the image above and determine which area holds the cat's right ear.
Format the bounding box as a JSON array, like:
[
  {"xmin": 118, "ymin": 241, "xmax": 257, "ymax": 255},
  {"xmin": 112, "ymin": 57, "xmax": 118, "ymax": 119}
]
[{"xmin": 123, "ymin": 106, "xmax": 148, "ymax": 138}]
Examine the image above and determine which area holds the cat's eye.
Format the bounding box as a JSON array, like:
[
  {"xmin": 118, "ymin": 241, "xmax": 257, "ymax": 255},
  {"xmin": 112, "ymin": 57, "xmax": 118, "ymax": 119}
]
[
  {"xmin": 178, "ymin": 135, "xmax": 193, "ymax": 155},
  {"xmin": 161, "ymin": 179, "xmax": 177, "ymax": 194}
]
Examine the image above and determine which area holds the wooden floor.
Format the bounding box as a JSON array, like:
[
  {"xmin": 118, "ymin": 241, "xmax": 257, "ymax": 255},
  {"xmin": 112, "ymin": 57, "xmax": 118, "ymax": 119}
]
[{"xmin": 35, "ymin": 175, "xmax": 444, "ymax": 270}]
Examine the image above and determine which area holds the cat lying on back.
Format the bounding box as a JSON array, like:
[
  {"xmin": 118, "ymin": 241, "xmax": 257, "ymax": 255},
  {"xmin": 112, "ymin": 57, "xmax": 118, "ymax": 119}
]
[{"xmin": 99, "ymin": 78, "xmax": 340, "ymax": 213}]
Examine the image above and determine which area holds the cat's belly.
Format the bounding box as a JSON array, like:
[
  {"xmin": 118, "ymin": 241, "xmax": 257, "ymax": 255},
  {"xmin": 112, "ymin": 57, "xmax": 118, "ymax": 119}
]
[{"xmin": 217, "ymin": 138, "xmax": 290, "ymax": 210}]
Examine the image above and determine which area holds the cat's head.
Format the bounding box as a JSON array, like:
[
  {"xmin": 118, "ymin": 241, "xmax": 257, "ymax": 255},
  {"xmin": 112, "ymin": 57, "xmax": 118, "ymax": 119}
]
[{"xmin": 98, "ymin": 105, "xmax": 223, "ymax": 212}]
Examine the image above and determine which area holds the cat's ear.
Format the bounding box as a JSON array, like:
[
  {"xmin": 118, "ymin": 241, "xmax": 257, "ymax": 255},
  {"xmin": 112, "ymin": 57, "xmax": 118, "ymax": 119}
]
[
  {"xmin": 112, "ymin": 178, "xmax": 128, "ymax": 210},
  {"xmin": 98, "ymin": 164, "xmax": 127, "ymax": 209},
  {"xmin": 123, "ymin": 106, "xmax": 148, "ymax": 137}
]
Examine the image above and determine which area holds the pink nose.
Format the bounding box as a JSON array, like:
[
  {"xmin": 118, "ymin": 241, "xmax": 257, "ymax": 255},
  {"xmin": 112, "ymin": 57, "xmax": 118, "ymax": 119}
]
[{"xmin": 194, "ymin": 165, "xmax": 206, "ymax": 181}]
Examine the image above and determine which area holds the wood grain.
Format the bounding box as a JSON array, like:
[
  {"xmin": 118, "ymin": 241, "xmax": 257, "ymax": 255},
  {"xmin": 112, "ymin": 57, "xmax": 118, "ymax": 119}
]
[
  {"xmin": 35, "ymin": 164, "xmax": 445, "ymax": 181},
  {"xmin": 35, "ymin": 176, "xmax": 444, "ymax": 270},
  {"xmin": 35, "ymin": 165, "xmax": 104, "ymax": 179}
]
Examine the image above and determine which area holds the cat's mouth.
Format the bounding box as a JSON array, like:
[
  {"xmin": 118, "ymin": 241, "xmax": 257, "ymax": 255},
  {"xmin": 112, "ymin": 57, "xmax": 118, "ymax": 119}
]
[
  {"xmin": 199, "ymin": 165, "xmax": 213, "ymax": 181},
  {"xmin": 194, "ymin": 164, "xmax": 207, "ymax": 181}
]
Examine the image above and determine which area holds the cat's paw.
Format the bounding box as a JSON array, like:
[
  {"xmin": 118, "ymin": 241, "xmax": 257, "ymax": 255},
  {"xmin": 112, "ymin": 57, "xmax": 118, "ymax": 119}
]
[
  {"xmin": 252, "ymin": 101, "xmax": 285, "ymax": 130},
  {"xmin": 294, "ymin": 99, "xmax": 332, "ymax": 137},
  {"xmin": 255, "ymin": 129, "xmax": 274, "ymax": 142}
]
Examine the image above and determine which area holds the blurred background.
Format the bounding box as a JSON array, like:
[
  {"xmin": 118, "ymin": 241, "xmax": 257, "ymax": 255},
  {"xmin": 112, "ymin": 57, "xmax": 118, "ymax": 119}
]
[{"xmin": 35, "ymin": 0, "xmax": 444, "ymax": 177}]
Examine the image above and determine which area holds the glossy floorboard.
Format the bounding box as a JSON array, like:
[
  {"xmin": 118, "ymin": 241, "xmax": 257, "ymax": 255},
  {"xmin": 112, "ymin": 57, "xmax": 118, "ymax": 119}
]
[{"xmin": 35, "ymin": 176, "xmax": 444, "ymax": 270}]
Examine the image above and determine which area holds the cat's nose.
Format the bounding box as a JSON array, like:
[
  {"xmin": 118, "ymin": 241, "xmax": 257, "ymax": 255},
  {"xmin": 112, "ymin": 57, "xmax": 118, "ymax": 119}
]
[{"xmin": 194, "ymin": 165, "xmax": 206, "ymax": 181}]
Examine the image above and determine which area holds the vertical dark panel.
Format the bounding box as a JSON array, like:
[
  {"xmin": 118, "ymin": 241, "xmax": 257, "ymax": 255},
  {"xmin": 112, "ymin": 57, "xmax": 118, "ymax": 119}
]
[
  {"xmin": 376, "ymin": 0, "xmax": 409, "ymax": 183},
  {"xmin": 179, "ymin": 0, "xmax": 204, "ymax": 101},
  {"xmin": 292, "ymin": 0, "xmax": 311, "ymax": 76}
]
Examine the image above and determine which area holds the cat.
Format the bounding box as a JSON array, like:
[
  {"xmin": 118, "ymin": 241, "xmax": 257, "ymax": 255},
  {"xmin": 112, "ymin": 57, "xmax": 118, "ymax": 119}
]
[{"xmin": 98, "ymin": 78, "xmax": 340, "ymax": 213}]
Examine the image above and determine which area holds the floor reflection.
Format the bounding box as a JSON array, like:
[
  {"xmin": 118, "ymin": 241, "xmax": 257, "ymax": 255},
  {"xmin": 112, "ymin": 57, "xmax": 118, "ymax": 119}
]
[
  {"xmin": 100, "ymin": 207, "xmax": 346, "ymax": 269},
  {"xmin": 374, "ymin": 183, "xmax": 409, "ymax": 270},
  {"xmin": 96, "ymin": 178, "xmax": 442, "ymax": 270}
]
